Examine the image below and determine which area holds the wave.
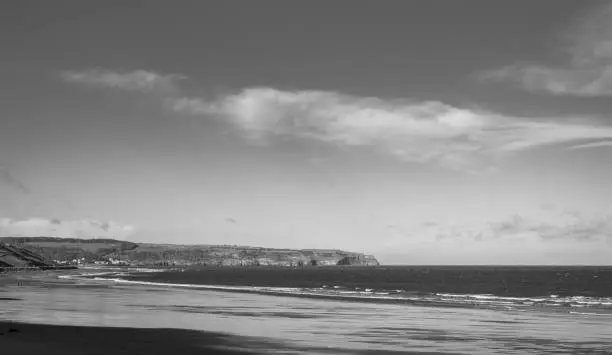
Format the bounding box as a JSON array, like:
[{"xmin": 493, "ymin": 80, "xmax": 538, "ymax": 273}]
[
  {"xmin": 75, "ymin": 266, "xmax": 167, "ymax": 272},
  {"xmin": 434, "ymin": 293, "xmax": 612, "ymax": 308},
  {"xmin": 569, "ymin": 311, "xmax": 612, "ymax": 317},
  {"xmin": 60, "ymin": 271, "xmax": 612, "ymax": 316},
  {"xmin": 58, "ymin": 272, "xmax": 116, "ymax": 279}
]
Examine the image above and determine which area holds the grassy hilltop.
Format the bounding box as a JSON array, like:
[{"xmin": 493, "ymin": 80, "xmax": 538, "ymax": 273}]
[{"xmin": 0, "ymin": 237, "xmax": 379, "ymax": 267}]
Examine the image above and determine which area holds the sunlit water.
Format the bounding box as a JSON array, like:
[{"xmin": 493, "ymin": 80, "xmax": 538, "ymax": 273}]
[{"xmin": 1, "ymin": 269, "xmax": 611, "ymax": 354}]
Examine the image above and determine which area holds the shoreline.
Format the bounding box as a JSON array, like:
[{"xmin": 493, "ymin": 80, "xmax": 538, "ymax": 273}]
[{"xmin": 69, "ymin": 273, "xmax": 612, "ymax": 315}]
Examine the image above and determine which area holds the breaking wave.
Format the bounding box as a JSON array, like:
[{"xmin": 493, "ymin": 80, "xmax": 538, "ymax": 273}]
[{"xmin": 60, "ymin": 271, "xmax": 612, "ymax": 315}]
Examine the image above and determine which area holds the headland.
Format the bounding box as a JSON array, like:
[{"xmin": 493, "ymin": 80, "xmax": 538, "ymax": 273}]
[{"xmin": 0, "ymin": 237, "xmax": 379, "ymax": 269}]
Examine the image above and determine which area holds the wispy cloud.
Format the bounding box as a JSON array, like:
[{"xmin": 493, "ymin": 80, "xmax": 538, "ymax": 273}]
[
  {"xmin": 567, "ymin": 140, "xmax": 612, "ymax": 150},
  {"xmin": 394, "ymin": 210, "xmax": 612, "ymax": 244},
  {"xmin": 480, "ymin": 3, "xmax": 612, "ymax": 97},
  {"xmin": 170, "ymin": 87, "xmax": 612, "ymax": 169},
  {"xmin": 0, "ymin": 218, "xmax": 134, "ymax": 239},
  {"xmin": 59, "ymin": 67, "xmax": 612, "ymax": 170},
  {"xmin": 481, "ymin": 65, "xmax": 612, "ymax": 97},
  {"xmin": 486, "ymin": 211, "xmax": 612, "ymax": 243},
  {"xmin": 0, "ymin": 164, "xmax": 30, "ymax": 194},
  {"xmin": 60, "ymin": 69, "xmax": 185, "ymax": 93}
]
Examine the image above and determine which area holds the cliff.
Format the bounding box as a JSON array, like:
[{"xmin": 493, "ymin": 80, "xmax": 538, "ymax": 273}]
[{"xmin": 0, "ymin": 237, "xmax": 380, "ymax": 267}]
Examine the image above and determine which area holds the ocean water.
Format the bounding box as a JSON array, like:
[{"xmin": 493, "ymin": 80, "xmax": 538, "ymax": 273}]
[{"xmin": 1, "ymin": 266, "xmax": 612, "ymax": 354}]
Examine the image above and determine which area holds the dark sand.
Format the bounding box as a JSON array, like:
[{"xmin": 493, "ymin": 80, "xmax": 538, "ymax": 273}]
[
  {"xmin": 0, "ymin": 321, "xmax": 440, "ymax": 355},
  {"xmin": 0, "ymin": 321, "xmax": 259, "ymax": 355}
]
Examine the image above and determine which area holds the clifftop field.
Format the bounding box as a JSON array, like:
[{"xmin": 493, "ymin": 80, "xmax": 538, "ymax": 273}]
[{"xmin": 0, "ymin": 237, "xmax": 379, "ymax": 268}]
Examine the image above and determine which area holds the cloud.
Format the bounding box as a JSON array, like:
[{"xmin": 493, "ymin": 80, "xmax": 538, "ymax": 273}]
[
  {"xmin": 170, "ymin": 87, "xmax": 612, "ymax": 169},
  {"xmin": 58, "ymin": 66, "xmax": 612, "ymax": 170},
  {"xmin": 89, "ymin": 220, "xmax": 111, "ymax": 231},
  {"xmin": 480, "ymin": 3, "xmax": 612, "ymax": 96},
  {"xmin": 225, "ymin": 217, "xmax": 237, "ymax": 224},
  {"xmin": 389, "ymin": 210, "xmax": 612, "ymax": 246},
  {"xmin": 481, "ymin": 64, "xmax": 612, "ymax": 97},
  {"xmin": 486, "ymin": 211, "xmax": 612, "ymax": 243},
  {"xmin": 60, "ymin": 69, "xmax": 185, "ymax": 93},
  {"xmin": 0, "ymin": 218, "xmax": 134, "ymax": 239},
  {"xmin": 0, "ymin": 165, "xmax": 29, "ymax": 194},
  {"xmin": 567, "ymin": 140, "xmax": 612, "ymax": 150}
]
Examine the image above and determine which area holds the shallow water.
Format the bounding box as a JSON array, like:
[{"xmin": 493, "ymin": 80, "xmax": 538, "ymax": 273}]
[{"xmin": 1, "ymin": 269, "xmax": 611, "ymax": 354}]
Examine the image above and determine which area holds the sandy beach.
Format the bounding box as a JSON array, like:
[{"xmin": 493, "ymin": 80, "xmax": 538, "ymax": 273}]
[
  {"xmin": 0, "ymin": 321, "xmax": 260, "ymax": 355},
  {"xmin": 0, "ymin": 321, "xmax": 426, "ymax": 355},
  {"xmin": 2, "ymin": 268, "xmax": 612, "ymax": 354}
]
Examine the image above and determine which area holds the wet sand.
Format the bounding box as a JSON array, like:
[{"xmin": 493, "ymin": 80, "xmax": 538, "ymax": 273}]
[
  {"xmin": 0, "ymin": 321, "xmax": 258, "ymax": 355},
  {"xmin": 0, "ymin": 321, "xmax": 423, "ymax": 355}
]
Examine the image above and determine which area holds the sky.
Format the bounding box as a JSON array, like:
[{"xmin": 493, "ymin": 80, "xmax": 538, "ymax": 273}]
[{"xmin": 1, "ymin": 0, "xmax": 611, "ymax": 264}]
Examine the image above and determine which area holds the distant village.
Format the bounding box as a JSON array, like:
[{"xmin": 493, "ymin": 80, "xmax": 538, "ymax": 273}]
[
  {"xmin": 52, "ymin": 252, "xmax": 378, "ymax": 268},
  {"xmin": 53, "ymin": 257, "xmax": 130, "ymax": 266}
]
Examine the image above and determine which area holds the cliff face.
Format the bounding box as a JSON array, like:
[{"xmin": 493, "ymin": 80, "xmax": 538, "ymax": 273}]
[
  {"xmin": 336, "ymin": 254, "xmax": 380, "ymax": 266},
  {"xmin": 0, "ymin": 237, "xmax": 380, "ymax": 267}
]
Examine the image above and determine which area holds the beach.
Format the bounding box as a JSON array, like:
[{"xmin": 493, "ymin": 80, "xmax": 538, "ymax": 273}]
[
  {"xmin": 1, "ymin": 268, "xmax": 612, "ymax": 354},
  {"xmin": 0, "ymin": 321, "xmax": 264, "ymax": 355},
  {"xmin": 0, "ymin": 321, "xmax": 454, "ymax": 355}
]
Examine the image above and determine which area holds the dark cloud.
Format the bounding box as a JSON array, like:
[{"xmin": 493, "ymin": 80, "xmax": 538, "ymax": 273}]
[
  {"xmin": 225, "ymin": 217, "xmax": 237, "ymax": 224},
  {"xmin": 89, "ymin": 221, "xmax": 110, "ymax": 232},
  {"xmin": 49, "ymin": 218, "xmax": 62, "ymax": 225},
  {"xmin": 0, "ymin": 165, "xmax": 30, "ymax": 194},
  {"xmin": 489, "ymin": 214, "xmax": 527, "ymax": 234},
  {"xmin": 88, "ymin": 220, "xmax": 110, "ymax": 231}
]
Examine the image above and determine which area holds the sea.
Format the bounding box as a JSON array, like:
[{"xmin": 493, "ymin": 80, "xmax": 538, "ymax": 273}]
[{"xmin": 1, "ymin": 266, "xmax": 611, "ymax": 354}]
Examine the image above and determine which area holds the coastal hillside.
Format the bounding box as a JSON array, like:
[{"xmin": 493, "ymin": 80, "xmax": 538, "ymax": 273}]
[
  {"xmin": 0, "ymin": 237, "xmax": 379, "ymax": 267},
  {"xmin": 0, "ymin": 242, "xmax": 56, "ymax": 268}
]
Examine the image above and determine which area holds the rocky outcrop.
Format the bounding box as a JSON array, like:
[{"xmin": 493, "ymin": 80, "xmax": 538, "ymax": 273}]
[
  {"xmin": 0, "ymin": 237, "xmax": 380, "ymax": 267},
  {"xmin": 336, "ymin": 254, "xmax": 380, "ymax": 266}
]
